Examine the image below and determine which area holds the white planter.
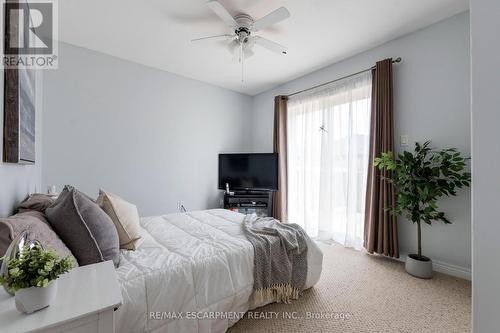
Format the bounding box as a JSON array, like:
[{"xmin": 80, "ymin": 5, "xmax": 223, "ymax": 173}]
[
  {"xmin": 14, "ymin": 280, "xmax": 58, "ymax": 314},
  {"xmin": 405, "ymin": 254, "xmax": 433, "ymax": 279}
]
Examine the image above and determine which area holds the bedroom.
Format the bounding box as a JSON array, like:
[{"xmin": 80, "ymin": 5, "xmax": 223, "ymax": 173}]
[{"xmin": 0, "ymin": 0, "xmax": 498, "ymax": 332}]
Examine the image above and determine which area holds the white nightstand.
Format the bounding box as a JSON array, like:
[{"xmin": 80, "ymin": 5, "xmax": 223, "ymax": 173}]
[{"xmin": 0, "ymin": 260, "xmax": 122, "ymax": 333}]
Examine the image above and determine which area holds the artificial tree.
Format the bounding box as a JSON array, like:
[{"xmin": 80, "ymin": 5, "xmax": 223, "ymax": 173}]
[{"xmin": 374, "ymin": 141, "xmax": 471, "ymax": 260}]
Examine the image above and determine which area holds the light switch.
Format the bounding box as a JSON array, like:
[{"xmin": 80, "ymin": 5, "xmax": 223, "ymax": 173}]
[{"xmin": 400, "ymin": 135, "xmax": 409, "ymax": 146}]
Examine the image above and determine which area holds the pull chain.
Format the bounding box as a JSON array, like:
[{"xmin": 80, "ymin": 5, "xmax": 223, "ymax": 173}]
[{"xmin": 240, "ymin": 42, "xmax": 244, "ymax": 83}]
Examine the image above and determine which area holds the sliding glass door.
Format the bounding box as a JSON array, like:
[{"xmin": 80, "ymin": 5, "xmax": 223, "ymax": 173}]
[{"xmin": 287, "ymin": 72, "xmax": 372, "ymax": 249}]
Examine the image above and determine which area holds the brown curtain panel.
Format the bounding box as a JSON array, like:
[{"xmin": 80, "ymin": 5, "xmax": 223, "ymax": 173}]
[
  {"xmin": 272, "ymin": 96, "xmax": 288, "ymax": 221},
  {"xmin": 363, "ymin": 58, "xmax": 399, "ymax": 258}
]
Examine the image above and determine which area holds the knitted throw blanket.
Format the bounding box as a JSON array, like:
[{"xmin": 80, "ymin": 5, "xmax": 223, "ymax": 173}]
[{"xmin": 242, "ymin": 214, "xmax": 309, "ymax": 308}]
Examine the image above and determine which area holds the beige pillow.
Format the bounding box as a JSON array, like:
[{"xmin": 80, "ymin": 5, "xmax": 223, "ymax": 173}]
[{"xmin": 97, "ymin": 190, "xmax": 142, "ymax": 250}]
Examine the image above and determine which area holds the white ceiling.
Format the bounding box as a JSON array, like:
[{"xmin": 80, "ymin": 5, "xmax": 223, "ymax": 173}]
[{"xmin": 58, "ymin": 0, "xmax": 468, "ymax": 96}]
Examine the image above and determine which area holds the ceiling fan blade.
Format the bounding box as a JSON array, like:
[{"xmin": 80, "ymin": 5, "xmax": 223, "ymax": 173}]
[
  {"xmin": 191, "ymin": 34, "xmax": 234, "ymax": 42},
  {"xmin": 206, "ymin": 1, "xmax": 237, "ymax": 28},
  {"xmin": 254, "ymin": 36, "xmax": 288, "ymax": 55},
  {"xmin": 252, "ymin": 7, "xmax": 290, "ymax": 31}
]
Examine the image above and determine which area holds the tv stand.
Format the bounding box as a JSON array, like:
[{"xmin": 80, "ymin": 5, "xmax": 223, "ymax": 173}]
[{"xmin": 223, "ymin": 191, "xmax": 273, "ymax": 217}]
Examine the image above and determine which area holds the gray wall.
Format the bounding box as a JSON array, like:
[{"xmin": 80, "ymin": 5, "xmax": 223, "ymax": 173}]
[
  {"xmin": 0, "ymin": 2, "xmax": 43, "ymax": 217},
  {"xmin": 42, "ymin": 42, "xmax": 252, "ymax": 216},
  {"xmin": 470, "ymin": 0, "xmax": 500, "ymax": 331},
  {"xmin": 250, "ymin": 13, "xmax": 471, "ymax": 273},
  {"xmin": 0, "ymin": 72, "xmax": 43, "ymax": 217}
]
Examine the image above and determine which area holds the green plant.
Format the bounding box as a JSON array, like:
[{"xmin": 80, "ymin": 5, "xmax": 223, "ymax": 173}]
[
  {"xmin": 374, "ymin": 141, "xmax": 471, "ymax": 260},
  {"xmin": 0, "ymin": 244, "xmax": 73, "ymax": 292}
]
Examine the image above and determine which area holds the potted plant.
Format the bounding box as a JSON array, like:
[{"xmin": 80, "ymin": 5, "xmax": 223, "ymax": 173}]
[
  {"xmin": 374, "ymin": 141, "xmax": 471, "ymax": 279},
  {"xmin": 0, "ymin": 244, "xmax": 73, "ymax": 313}
]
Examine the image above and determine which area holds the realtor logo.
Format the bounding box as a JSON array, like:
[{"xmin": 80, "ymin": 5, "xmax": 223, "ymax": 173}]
[{"xmin": 3, "ymin": 0, "xmax": 58, "ymax": 69}]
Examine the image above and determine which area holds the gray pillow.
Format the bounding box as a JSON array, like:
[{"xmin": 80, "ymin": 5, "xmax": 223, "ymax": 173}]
[{"xmin": 45, "ymin": 186, "xmax": 120, "ymax": 266}]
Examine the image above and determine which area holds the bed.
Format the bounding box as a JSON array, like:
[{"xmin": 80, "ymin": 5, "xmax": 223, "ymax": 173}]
[{"xmin": 115, "ymin": 209, "xmax": 323, "ymax": 333}]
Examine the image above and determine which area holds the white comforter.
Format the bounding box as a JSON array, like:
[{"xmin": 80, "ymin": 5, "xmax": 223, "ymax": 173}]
[{"xmin": 115, "ymin": 209, "xmax": 323, "ymax": 333}]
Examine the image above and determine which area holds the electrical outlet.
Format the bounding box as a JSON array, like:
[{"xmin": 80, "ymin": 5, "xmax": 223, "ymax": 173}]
[{"xmin": 400, "ymin": 135, "xmax": 409, "ymax": 147}]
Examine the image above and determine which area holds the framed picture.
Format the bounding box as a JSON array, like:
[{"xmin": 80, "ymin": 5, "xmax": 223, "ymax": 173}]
[{"xmin": 3, "ymin": 0, "xmax": 36, "ymax": 164}]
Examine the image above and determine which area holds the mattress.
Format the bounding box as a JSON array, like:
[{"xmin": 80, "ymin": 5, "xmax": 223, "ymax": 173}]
[{"xmin": 115, "ymin": 209, "xmax": 323, "ymax": 333}]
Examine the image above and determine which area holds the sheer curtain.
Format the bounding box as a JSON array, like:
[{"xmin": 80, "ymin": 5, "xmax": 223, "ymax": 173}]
[{"xmin": 287, "ymin": 72, "xmax": 372, "ymax": 249}]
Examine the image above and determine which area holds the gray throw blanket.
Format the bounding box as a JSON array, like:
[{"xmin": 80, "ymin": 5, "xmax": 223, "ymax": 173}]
[{"xmin": 242, "ymin": 214, "xmax": 309, "ymax": 308}]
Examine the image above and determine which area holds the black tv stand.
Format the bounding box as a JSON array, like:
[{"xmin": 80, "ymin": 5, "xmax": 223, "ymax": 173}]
[{"xmin": 223, "ymin": 190, "xmax": 273, "ymax": 217}]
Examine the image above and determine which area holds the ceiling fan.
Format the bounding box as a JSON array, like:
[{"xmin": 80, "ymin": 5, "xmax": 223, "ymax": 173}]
[{"xmin": 191, "ymin": 1, "xmax": 291, "ymax": 81}]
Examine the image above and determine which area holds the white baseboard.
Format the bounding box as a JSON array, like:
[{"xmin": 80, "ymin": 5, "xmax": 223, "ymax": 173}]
[{"xmin": 396, "ymin": 253, "xmax": 471, "ymax": 280}]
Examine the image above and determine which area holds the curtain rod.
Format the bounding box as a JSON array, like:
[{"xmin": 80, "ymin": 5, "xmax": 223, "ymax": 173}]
[{"xmin": 286, "ymin": 57, "xmax": 402, "ymax": 98}]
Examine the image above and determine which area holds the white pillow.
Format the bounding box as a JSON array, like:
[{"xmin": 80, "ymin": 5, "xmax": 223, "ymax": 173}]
[{"xmin": 97, "ymin": 190, "xmax": 142, "ymax": 250}]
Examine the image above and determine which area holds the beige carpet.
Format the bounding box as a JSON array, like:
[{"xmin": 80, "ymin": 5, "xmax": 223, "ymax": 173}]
[{"xmin": 229, "ymin": 243, "xmax": 471, "ymax": 333}]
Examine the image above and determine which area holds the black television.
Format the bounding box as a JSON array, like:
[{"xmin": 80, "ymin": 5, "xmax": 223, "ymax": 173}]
[{"xmin": 218, "ymin": 153, "xmax": 278, "ymax": 191}]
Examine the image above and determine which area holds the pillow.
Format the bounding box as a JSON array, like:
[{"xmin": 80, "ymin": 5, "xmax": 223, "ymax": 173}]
[
  {"xmin": 97, "ymin": 190, "xmax": 143, "ymax": 250},
  {"xmin": 0, "ymin": 211, "xmax": 77, "ymax": 266},
  {"xmin": 16, "ymin": 194, "xmax": 56, "ymax": 213},
  {"xmin": 45, "ymin": 186, "xmax": 120, "ymax": 266}
]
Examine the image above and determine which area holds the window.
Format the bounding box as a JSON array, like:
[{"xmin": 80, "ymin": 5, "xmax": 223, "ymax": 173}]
[{"xmin": 287, "ymin": 72, "xmax": 372, "ymax": 249}]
